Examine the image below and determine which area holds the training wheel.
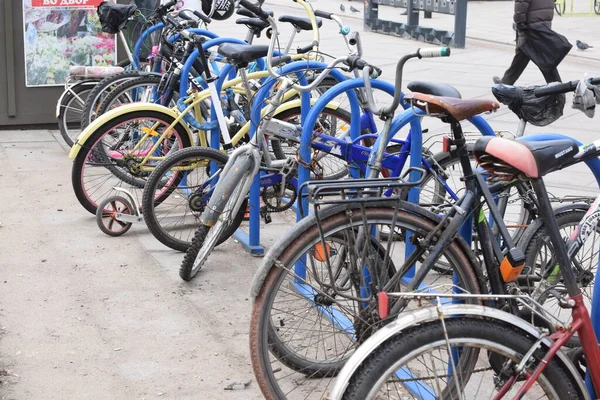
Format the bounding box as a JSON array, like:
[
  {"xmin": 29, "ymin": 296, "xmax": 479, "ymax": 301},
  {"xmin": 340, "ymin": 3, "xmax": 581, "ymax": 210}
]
[{"xmin": 96, "ymin": 195, "xmax": 134, "ymax": 237}]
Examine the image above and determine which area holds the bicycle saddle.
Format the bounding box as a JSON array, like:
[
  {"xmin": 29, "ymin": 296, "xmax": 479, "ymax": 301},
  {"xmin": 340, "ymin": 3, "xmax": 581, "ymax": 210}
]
[
  {"xmin": 217, "ymin": 43, "xmax": 269, "ymax": 66},
  {"xmin": 97, "ymin": 2, "xmax": 138, "ymax": 34},
  {"xmin": 237, "ymin": 6, "xmax": 274, "ymax": 18},
  {"xmin": 474, "ymin": 136, "xmax": 579, "ymax": 179},
  {"xmin": 407, "ymin": 81, "xmax": 461, "ymax": 98},
  {"xmin": 278, "ymin": 15, "xmax": 323, "ymax": 31},
  {"xmin": 236, "ymin": 17, "xmax": 270, "ymax": 32},
  {"xmin": 404, "ymin": 92, "xmax": 499, "ymax": 121}
]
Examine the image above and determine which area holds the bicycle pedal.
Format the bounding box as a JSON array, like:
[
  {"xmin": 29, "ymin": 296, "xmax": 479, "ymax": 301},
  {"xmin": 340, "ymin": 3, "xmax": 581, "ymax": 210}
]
[{"xmin": 260, "ymin": 207, "xmax": 272, "ymax": 224}]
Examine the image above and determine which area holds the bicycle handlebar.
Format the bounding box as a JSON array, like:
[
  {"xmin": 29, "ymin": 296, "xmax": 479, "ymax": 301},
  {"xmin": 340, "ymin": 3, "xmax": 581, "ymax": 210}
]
[
  {"xmin": 534, "ymin": 77, "xmax": 600, "ymax": 97},
  {"xmin": 237, "ymin": 0, "xmax": 272, "ymax": 21}
]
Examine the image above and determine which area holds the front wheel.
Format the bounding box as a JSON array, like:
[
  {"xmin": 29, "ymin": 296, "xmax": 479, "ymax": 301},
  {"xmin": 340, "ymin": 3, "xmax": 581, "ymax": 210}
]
[
  {"xmin": 340, "ymin": 317, "xmax": 581, "ymax": 399},
  {"xmin": 141, "ymin": 146, "xmax": 247, "ymax": 252},
  {"xmin": 71, "ymin": 109, "xmax": 192, "ymax": 214},
  {"xmin": 250, "ymin": 203, "xmax": 483, "ymax": 399},
  {"xmin": 179, "ymin": 154, "xmax": 254, "ymax": 280}
]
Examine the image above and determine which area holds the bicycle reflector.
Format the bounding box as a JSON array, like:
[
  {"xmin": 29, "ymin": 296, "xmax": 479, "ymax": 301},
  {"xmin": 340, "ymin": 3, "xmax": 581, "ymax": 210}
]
[
  {"xmin": 313, "ymin": 242, "xmax": 331, "ymax": 262},
  {"xmin": 500, "ymin": 247, "xmax": 526, "ymax": 282}
]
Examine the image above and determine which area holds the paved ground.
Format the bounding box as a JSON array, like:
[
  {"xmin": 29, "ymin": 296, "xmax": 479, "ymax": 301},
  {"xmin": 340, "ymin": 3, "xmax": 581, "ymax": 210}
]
[{"xmin": 1, "ymin": 1, "xmax": 600, "ymax": 399}]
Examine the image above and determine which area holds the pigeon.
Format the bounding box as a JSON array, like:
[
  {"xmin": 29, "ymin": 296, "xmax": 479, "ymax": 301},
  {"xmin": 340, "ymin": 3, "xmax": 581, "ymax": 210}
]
[
  {"xmin": 576, "ymin": 40, "xmax": 593, "ymax": 51},
  {"xmin": 350, "ymin": 5, "xmax": 360, "ymax": 12},
  {"xmin": 340, "ymin": 4, "xmax": 345, "ymax": 12}
]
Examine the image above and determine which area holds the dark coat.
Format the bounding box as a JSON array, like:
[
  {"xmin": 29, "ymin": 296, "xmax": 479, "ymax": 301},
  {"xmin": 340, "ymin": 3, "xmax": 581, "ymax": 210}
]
[
  {"xmin": 514, "ymin": 0, "xmax": 554, "ymax": 45},
  {"xmin": 514, "ymin": 0, "xmax": 554, "ymax": 27}
]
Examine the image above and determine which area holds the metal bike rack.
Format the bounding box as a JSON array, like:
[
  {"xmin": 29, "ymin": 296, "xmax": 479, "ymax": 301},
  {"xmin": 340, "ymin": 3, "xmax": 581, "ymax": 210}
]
[{"xmin": 364, "ymin": 0, "xmax": 468, "ymax": 48}]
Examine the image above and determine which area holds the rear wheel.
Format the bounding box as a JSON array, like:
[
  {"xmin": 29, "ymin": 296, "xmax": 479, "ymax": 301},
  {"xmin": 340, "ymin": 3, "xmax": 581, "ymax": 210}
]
[
  {"xmin": 80, "ymin": 70, "xmax": 144, "ymax": 129},
  {"xmin": 341, "ymin": 318, "xmax": 580, "ymax": 400}
]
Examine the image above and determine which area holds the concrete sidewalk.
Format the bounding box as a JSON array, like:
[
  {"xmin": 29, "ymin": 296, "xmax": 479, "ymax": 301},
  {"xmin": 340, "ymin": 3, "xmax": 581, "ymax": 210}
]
[
  {"xmin": 269, "ymin": 0, "xmax": 600, "ymax": 60},
  {"xmin": 1, "ymin": 2, "xmax": 600, "ymax": 399}
]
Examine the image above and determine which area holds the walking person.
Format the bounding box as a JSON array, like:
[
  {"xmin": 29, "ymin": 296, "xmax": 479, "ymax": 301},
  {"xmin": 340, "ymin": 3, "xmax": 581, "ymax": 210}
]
[{"xmin": 494, "ymin": 0, "xmax": 562, "ymax": 85}]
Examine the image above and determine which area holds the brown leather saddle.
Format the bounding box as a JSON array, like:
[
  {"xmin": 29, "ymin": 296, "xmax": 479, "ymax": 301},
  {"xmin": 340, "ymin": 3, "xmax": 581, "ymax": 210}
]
[{"xmin": 404, "ymin": 92, "xmax": 500, "ymax": 121}]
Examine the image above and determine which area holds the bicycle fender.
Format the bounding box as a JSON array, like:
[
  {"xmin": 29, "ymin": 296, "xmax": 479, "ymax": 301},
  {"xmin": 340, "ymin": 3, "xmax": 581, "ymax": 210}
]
[
  {"xmin": 249, "ymin": 200, "xmax": 485, "ymax": 300},
  {"xmin": 328, "ymin": 304, "xmax": 589, "ymax": 400},
  {"xmin": 55, "ymin": 80, "xmax": 99, "ymax": 119},
  {"xmin": 68, "ymin": 103, "xmax": 193, "ymax": 159}
]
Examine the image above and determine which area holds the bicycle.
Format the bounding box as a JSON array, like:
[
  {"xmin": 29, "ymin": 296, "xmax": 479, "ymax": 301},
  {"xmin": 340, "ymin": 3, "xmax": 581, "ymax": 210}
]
[{"xmin": 248, "ymin": 78, "xmax": 600, "ymax": 398}]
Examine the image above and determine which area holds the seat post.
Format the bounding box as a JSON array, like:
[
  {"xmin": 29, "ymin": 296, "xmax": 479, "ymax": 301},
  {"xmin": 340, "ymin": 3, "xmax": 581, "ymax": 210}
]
[{"xmin": 450, "ymin": 119, "xmax": 476, "ymax": 183}]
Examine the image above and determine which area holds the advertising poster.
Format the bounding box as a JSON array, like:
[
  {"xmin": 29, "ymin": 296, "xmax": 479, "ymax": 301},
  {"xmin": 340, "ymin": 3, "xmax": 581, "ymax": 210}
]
[{"xmin": 23, "ymin": 0, "xmax": 117, "ymax": 87}]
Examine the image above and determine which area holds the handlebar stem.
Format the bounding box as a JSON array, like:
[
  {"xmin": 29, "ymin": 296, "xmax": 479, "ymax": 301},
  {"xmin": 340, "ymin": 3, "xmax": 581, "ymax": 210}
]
[{"xmin": 380, "ymin": 53, "xmax": 419, "ymax": 117}]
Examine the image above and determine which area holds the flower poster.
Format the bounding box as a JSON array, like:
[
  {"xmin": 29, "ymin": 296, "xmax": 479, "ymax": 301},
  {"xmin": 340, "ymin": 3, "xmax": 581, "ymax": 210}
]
[{"xmin": 23, "ymin": 0, "xmax": 117, "ymax": 87}]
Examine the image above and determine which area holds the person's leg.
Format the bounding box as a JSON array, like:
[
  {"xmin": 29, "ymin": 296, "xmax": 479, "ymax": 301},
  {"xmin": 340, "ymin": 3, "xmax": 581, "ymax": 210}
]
[
  {"xmin": 501, "ymin": 46, "xmax": 530, "ymax": 85},
  {"xmin": 541, "ymin": 67, "xmax": 562, "ymax": 83}
]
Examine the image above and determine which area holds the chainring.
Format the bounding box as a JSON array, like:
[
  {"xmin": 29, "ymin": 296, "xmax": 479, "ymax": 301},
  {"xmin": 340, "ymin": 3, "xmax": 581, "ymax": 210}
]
[{"xmin": 261, "ymin": 181, "xmax": 297, "ymax": 212}]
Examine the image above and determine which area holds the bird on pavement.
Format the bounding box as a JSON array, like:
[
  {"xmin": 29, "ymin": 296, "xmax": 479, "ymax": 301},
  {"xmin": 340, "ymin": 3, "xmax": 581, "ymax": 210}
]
[
  {"xmin": 340, "ymin": 4, "xmax": 346, "ymax": 12},
  {"xmin": 350, "ymin": 5, "xmax": 360, "ymax": 12},
  {"xmin": 576, "ymin": 40, "xmax": 593, "ymax": 51}
]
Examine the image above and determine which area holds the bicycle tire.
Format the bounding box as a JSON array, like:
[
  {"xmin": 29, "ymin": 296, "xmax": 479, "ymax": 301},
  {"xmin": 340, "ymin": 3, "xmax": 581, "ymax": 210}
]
[
  {"xmin": 57, "ymin": 82, "xmax": 98, "ymax": 147},
  {"xmin": 179, "ymin": 154, "xmax": 254, "ymax": 280},
  {"xmin": 71, "ymin": 109, "xmax": 192, "ymax": 214},
  {"xmin": 80, "ymin": 70, "xmax": 145, "ymax": 129},
  {"xmin": 518, "ymin": 209, "xmax": 599, "ymax": 341},
  {"xmin": 271, "ymin": 106, "xmax": 352, "ymax": 180},
  {"xmin": 250, "ymin": 203, "xmax": 483, "ymax": 399},
  {"xmin": 96, "ymin": 75, "xmax": 166, "ymax": 117},
  {"xmin": 142, "ymin": 146, "xmax": 247, "ymax": 252},
  {"xmin": 341, "ymin": 317, "xmax": 580, "ymax": 399}
]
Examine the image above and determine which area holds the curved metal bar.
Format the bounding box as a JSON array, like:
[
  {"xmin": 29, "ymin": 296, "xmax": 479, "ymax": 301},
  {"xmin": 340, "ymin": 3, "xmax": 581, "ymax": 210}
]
[{"xmin": 133, "ymin": 22, "xmax": 164, "ymax": 69}]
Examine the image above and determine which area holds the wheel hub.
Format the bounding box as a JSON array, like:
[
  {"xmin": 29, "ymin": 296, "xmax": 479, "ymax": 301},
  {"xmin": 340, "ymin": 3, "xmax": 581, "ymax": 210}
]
[{"xmin": 188, "ymin": 192, "xmax": 206, "ymax": 213}]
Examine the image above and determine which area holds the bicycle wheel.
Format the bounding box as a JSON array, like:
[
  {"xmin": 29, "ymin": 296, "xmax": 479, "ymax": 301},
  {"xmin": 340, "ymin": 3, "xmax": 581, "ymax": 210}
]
[
  {"xmin": 96, "ymin": 74, "xmax": 169, "ymax": 116},
  {"xmin": 80, "ymin": 70, "xmax": 145, "ymax": 129},
  {"xmin": 142, "ymin": 146, "xmax": 247, "ymax": 252},
  {"xmin": 519, "ymin": 209, "xmax": 600, "ymax": 330},
  {"xmin": 179, "ymin": 153, "xmax": 254, "ymax": 281},
  {"xmin": 271, "ymin": 106, "xmax": 351, "ymax": 180},
  {"xmin": 250, "ymin": 203, "xmax": 483, "ymax": 399},
  {"xmin": 57, "ymin": 81, "xmax": 98, "ymax": 147},
  {"xmin": 341, "ymin": 317, "xmax": 580, "ymax": 399},
  {"xmin": 71, "ymin": 109, "xmax": 192, "ymax": 214}
]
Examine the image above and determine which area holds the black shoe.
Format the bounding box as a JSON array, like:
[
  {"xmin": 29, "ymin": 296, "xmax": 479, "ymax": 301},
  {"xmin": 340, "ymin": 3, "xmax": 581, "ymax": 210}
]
[{"xmin": 493, "ymin": 76, "xmax": 502, "ymax": 84}]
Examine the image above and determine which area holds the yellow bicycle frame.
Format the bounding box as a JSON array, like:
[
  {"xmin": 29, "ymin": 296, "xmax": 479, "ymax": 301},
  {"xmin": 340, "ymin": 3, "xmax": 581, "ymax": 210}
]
[{"xmin": 69, "ymin": 67, "xmax": 340, "ymax": 174}]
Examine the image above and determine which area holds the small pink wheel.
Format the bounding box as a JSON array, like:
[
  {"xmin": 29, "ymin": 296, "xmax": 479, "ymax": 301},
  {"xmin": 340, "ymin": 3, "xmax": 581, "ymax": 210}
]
[{"xmin": 96, "ymin": 195, "xmax": 134, "ymax": 236}]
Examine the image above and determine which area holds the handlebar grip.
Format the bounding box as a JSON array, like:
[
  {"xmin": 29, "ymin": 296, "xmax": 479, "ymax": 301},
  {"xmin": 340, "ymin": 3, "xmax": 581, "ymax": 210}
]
[
  {"xmin": 315, "ymin": 10, "xmax": 333, "ymax": 19},
  {"xmin": 238, "ymin": 0, "xmax": 270, "ymax": 21},
  {"xmin": 533, "ymin": 81, "xmax": 578, "ymax": 97},
  {"xmin": 297, "ymin": 43, "xmax": 313, "ymax": 54},
  {"xmin": 193, "ymin": 10, "xmax": 211, "ymax": 24},
  {"xmin": 353, "ymin": 58, "xmax": 382, "ymax": 78},
  {"xmin": 417, "ymin": 47, "xmax": 451, "ymax": 58}
]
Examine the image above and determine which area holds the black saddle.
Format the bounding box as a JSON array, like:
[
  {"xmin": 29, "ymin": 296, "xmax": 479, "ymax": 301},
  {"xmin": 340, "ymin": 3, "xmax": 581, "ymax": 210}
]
[
  {"xmin": 97, "ymin": 1, "xmax": 138, "ymax": 34},
  {"xmin": 236, "ymin": 6, "xmax": 274, "ymax": 18},
  {"xmin": 218, "ymin": 43, "xmax": 269, "ymax": 66},
  {"xmin": 278, "ymin": 15, "xmax": 323, "ymax": 31},
  {"xmin": 474, "ymin": 136, "xmax": 579, "ymax": 179},
  {"xmin": 236, "ymin": 17, "xmax": 270, "ymax": 33},
  {"xmin": 407, "ymin": 81, "xmax": 461, "ymax": 99}
]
